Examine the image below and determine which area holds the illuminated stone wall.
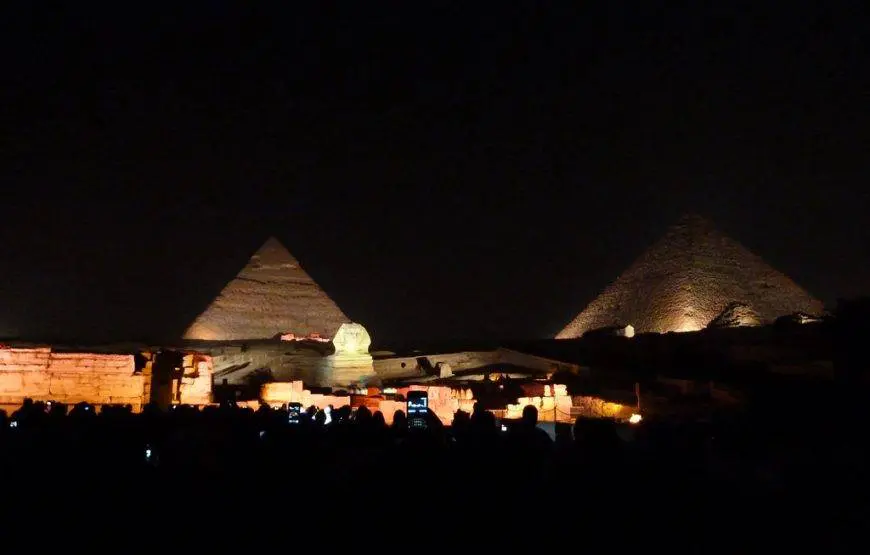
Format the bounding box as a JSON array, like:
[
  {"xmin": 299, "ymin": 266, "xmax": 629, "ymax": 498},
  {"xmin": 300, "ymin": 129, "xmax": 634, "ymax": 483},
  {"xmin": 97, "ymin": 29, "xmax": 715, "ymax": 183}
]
[
  {"xmin": 403, "ymin": 385, "xmax": 475, "ymax": 426},
  {"xmin": 0, "ymin": 347, "xmax": 143, "ymax": 411},
  {"xmin": 374, "ymin": 348, "xmax": 566, "ymax": 380},
  {"xmin": 184, "ymin": 237, "xmax": 350, "ymax": 341},
  {"xmin": 176, "ymin": 354, "xmax": 213, "ymax": 405},
  {"xmin": 504, "ymin": 385, "xmax": 639, "ymax": 423},
  {"xmin": 260, "ymin": 381, "xmax": 351, "ymax": 410},
  {"xmin": 558, "ymin": 214, "xmax": 824, "ymax": 338},
  {"xmin": 505, "ymin": 385, "xmax": 574, "ymax": 423},
  {"xmin": 570, "ymin": 396, "xmax": 635, "ymax": 420},
  {"xmin": 205, "ymin": 343, "xmax": 331, "ymax": 386},
  {"xmin": 260, "ymin": 382, "xmax": 474, "ymax": 425}
]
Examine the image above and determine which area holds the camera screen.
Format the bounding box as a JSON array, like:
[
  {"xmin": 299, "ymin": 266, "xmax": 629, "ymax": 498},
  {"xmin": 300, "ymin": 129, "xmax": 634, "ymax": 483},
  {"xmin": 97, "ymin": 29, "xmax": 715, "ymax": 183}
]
[
  {"xmin": 407, "ymin": 392, "xmax": 428, "ymax": 429},
  {"xmin": 407, "ymin": 394, "xmax": 427, "ymax": 415},
  {"xmin": 288, "ymin": 404, "xmax": 302, "ymax": 423}
]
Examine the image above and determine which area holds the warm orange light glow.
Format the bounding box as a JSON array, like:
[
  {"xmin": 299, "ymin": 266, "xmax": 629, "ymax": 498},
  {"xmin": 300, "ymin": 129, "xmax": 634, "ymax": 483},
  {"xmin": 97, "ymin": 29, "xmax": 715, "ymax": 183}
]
[
  {"xmin": 629, "ymin": 413, "xmax": 642, "ymax": 424},
  {"xmin": 185, "ymin": 324, "xmax": 219, "ymax": 341},
  {"xmin": 675, "ymin": 318, "xmax": 702, "ymax": 333},
  {"xmin": 505, "ymin": 385, "xmax": 574, "ymax": 422}
]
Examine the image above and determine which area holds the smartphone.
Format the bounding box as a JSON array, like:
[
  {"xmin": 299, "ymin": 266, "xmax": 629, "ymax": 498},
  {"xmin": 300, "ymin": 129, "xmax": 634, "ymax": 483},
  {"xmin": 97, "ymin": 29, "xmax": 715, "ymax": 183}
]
[
  {"xmin": 406, "ymin": 391, "xmax": 428, "ymax": 430},
  {"xmin": 288, "ymin": 403, "xmax": 303, "ymax": 424}
]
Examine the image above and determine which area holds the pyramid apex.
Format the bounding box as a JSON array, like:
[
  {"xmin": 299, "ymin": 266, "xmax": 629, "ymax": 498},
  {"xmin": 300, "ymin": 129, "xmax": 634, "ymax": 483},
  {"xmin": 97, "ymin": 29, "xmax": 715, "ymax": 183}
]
[
  {"xmin": 257, "ymin": 235, "xmax": 288, "ymax": 252},
  {"xmin": 675, "ymin": 212, "xmax": 715, "ymax": 229},
  {"xmin": 249, "ymin": 236, "xmax": 301, "ymax": 266}
]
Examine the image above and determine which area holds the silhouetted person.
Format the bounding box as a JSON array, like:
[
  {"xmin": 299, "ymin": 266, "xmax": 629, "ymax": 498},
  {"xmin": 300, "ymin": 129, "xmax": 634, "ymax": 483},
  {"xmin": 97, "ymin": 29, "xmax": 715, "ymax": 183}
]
[
  {"xmin": 355, "ymin": 405, "xmax": 372, "ymax": 426},
  {"xmin": 469, "ymin": 403, "xmax": 499, "ymax": 447},
  {"xmin": 372, "ymin": 410, "xmax": 387, "ymax": 429},
  {"xmin": 512, "ymin": 406, "xmax": 553, "ymax": 451},
  {"xmin": 391, "ymin": 410, "xmax": 408, "ymax": 442}
]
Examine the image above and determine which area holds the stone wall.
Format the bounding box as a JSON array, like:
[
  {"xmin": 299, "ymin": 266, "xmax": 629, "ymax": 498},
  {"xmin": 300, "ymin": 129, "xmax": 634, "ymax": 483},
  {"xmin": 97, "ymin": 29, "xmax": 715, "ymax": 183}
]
[
  {"xmin": 207, "ymin": 343, "xmax": 330, "ymax": 386},
  {"xmin": 203, "ymin": 334, "xmax": 376, "ymax": 389},
  {"xmin": 374, "ymin": 348, "xmax": 566, "ymax": 380},
  {"xmin": 0, "ymin": 347, "xmax": 143, "ymax": 411},
  {"xmin": 259, "ymin": 382, "xmax": 474, "ymax": 426},
  {"xmin": 505, "ymin": 385, "xmax": 574, "ymax": 423},
  {"xmin": 176, "ymin": 354, "xmax": 213, "ymax": 405},
  {"xmin": 571, "ymin": 395, "xmax": 635, "ymax": 420},
  {"xmin": 260, "ymin": 381, "xmax": 350, "ymax": 410},
  {"xmin": 375, "ymin": 351, "xmax": 498, "ymax": 380},
  {"xmin": 403, "ymin": 385, "xmax": 475, "ymax": 426}
]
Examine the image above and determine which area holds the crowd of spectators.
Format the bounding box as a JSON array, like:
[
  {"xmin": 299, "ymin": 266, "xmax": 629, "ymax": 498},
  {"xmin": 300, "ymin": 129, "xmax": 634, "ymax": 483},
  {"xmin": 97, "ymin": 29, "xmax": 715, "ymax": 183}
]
[{"xmin": 0, "ymin": 396, "xmax": 864, "ymax": 548}]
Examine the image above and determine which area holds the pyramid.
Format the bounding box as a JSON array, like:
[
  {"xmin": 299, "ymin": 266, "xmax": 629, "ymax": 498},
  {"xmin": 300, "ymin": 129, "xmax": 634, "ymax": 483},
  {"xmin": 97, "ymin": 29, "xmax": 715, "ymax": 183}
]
[
  {"xmin": 557, "ymin": 215, "xmax": 824, "ymax": 338},
  {"xmin": 184, "ymin": 237, "xmax": 351, "ymax": 341}
]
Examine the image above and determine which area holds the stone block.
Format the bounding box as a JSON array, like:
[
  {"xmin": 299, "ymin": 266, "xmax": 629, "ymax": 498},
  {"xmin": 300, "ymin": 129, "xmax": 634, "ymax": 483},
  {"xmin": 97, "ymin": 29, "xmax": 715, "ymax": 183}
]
[{"xmin": 0, "ymin": 373, "xmax": 23, "ymax": 393}]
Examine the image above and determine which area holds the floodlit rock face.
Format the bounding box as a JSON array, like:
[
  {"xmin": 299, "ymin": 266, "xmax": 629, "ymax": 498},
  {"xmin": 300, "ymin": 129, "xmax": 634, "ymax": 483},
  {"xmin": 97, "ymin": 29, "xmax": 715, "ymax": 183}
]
[
  {"xmin": 200, "ymin": 342, "xmax": 331, "ymax": 386},
  {"xmin": 184, "ymin": 237, "xmax": 350, "ymax": 341},
  {"xmin": 557, "ymin": 215, "xmax": 825, "ymax": 338},
  {"xmin": 0, "ymin": 347, "xmax": 143, "ymax": 410},
  {"xmin": 708, "ymin": 302, "xmax": 762, "ymax": 329}
]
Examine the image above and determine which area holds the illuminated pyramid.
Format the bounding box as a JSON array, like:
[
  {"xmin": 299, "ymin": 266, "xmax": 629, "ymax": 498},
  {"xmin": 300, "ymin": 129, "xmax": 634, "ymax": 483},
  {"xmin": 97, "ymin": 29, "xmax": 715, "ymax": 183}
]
[
  {"xmin": 557, "ymin": 214, "xmax": 824, "ymax": 338},
  {"xmin": 184, "ymin": 237, "xmax": 350, "ymax": 341}
]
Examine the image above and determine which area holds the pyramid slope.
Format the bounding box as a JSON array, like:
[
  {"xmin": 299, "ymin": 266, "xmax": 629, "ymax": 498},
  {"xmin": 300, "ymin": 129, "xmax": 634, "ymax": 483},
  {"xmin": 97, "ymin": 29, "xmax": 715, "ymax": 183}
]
[
  {"xmin": 708, "ymin": 302, "xmax": 762, "ymax": 329},
  {"xmin": 557, "ymin": 215, "xmax": 824, "ymax": 338},
  {"xmin": 184, "ymin": 237, "xmax": 350, "ymax": 341}
]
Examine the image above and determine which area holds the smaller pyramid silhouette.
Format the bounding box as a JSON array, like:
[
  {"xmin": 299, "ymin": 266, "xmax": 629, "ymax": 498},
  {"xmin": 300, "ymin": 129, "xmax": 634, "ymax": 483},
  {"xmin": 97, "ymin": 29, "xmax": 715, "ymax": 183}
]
[
  {"xmin": 557, "ymin": 214, "xmax": 824, "ymax": 338},
  {"xmin": 184, "ymin": 237, "xmax": 350, "ymax": 341}
]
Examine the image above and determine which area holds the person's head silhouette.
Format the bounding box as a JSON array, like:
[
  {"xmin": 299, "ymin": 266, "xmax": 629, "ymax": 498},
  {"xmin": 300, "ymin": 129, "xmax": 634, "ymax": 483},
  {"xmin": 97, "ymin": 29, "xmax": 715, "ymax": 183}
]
[
  {"xmin": 356, "ymin": 405, "xmax": 372, "ymax": 425},
  {"xmin": 392, "ymin": 410, "xmax": 407, "ymax": 429},
  {"xmin": 372, "ymin": 410, "xmax": 386, "ymax": 429},
  {"xmin": 522, "ymin": 405, "xmax": 538, "ymax": 428}
]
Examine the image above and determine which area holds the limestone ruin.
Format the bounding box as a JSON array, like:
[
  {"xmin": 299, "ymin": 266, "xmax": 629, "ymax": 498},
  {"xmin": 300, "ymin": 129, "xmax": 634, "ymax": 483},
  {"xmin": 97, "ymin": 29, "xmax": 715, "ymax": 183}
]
[{"xmin": 557, "ymin": 214, "xmax": 824, "ymax": 338}]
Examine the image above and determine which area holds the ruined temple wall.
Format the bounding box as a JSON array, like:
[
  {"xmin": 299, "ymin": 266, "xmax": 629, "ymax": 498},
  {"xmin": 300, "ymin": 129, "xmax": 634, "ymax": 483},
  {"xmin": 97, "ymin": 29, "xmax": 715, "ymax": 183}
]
[
  {"xmin": 0, "ymin": 347, "xmax": 143, "ymax": 411},
  {"xmin": 374, "ymin": 349, "xmax": 569, "ymax": 380},
  {"xmin": 261, "ymin": 382, "xmax": 474, "ymax": 425},
  {"xmin": 261, "ymin": 381, "xmax": 351, "ymax": 409},
  {"xmin": 177, "ymin": 354, "xmax": 213, "ymax": 405},
  {"xmin": 496, "ymin": 349, "xmax": 575, "ymax": 373},
  {"xmin": 374, "ymin": 351, "xmax": 504, "ymax": 379},
  {"xmin": 208, "ymin": 344, "xmax": 329, "ymax": 385}
]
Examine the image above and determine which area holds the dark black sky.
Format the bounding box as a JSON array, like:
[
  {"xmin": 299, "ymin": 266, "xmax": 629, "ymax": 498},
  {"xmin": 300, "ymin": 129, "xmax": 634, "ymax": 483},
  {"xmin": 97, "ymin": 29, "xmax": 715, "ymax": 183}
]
[{"xmin": 1, "ymin": 2, "xmax": 868, "ymax": 343}]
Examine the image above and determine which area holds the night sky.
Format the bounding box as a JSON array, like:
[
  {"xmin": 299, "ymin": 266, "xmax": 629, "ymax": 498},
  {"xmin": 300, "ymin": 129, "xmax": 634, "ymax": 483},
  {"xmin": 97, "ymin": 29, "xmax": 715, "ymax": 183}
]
[{"xmin": 1, "ymin": 3, "xmax": 868, "ymax": 343}]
